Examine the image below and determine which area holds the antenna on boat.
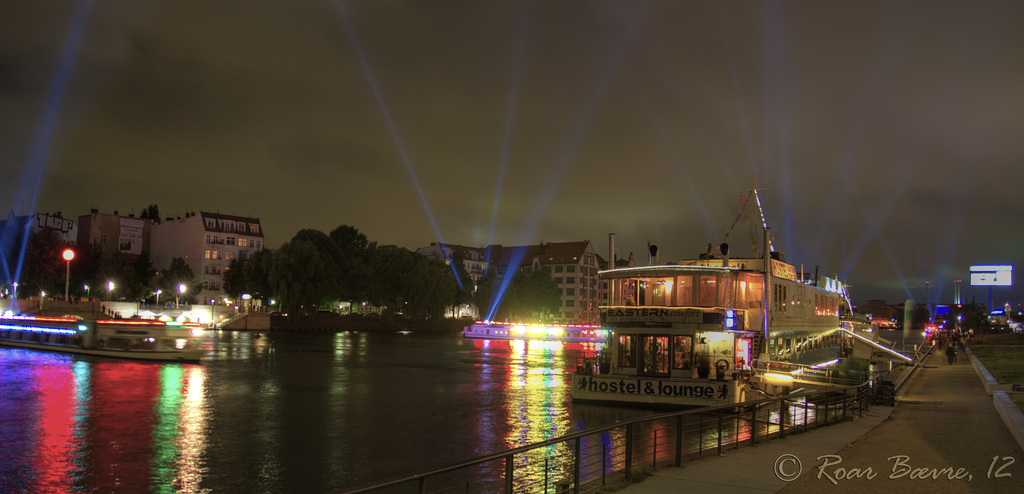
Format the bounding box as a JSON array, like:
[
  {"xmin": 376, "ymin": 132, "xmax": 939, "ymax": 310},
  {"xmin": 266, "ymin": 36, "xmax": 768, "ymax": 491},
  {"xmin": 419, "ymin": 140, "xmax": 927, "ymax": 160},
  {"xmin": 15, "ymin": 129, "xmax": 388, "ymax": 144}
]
[{"xmin": 750, "ymin": 188, "xmax": 775, "ymax": 255}]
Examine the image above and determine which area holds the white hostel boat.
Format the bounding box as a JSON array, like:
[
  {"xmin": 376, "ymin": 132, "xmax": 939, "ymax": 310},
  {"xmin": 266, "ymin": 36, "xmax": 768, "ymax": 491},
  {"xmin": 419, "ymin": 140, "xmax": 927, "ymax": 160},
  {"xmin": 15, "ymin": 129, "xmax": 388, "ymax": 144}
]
[
  {"xmin": 573, "ymin": 197, "xmax": 857, "ymax": 407},
  {"xmin": 463, "ymin": 321, "xmax": 611, "ymax": 343},
  {"xmin": 0, "ymin": 314, "xmax": 208, "ymax": 361}
]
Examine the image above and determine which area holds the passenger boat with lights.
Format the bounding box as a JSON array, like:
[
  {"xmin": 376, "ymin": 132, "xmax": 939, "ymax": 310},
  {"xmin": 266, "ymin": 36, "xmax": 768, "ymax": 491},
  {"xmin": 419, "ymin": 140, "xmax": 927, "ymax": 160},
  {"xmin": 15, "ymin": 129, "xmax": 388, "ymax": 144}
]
[
  {"xmin": 0, "ymin": 315, "xmax": 208, "ymax": 361},
  {"xmin": 572, "ymin": 190, "xmax": 892, "ymax": 407},
  {"xmin": 463, "ymin": 321, "xmax": 611, "ymax": 343}
]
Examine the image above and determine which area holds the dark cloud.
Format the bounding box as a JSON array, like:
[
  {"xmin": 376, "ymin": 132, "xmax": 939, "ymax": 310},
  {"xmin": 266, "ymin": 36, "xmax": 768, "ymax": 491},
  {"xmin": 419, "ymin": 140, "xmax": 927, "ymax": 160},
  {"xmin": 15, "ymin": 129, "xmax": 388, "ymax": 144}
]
[{"xmin": 2, "ymin": 0, "xmax": 1023, "ymax": 307}]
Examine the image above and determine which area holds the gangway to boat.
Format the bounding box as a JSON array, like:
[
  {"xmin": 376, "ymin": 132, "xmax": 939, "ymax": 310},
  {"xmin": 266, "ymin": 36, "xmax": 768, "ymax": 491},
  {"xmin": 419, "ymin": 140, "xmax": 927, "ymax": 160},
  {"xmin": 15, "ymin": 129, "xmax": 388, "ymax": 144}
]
[{"xmin": 839, "ymin": 328, "xmax": 913, "ymax": 363}]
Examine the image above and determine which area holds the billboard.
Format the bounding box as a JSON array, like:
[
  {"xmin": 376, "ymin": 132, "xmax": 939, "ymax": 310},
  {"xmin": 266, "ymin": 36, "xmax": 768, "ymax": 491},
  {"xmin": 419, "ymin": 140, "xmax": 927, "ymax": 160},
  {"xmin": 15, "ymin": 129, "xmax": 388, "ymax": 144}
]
[
  {"xmin": 118, "ymin": 218, "xmax": 144, "ymax": 255},
  {"xmin": 969, "ymin": 265, "xmax": 1012, "ymax": 287}
]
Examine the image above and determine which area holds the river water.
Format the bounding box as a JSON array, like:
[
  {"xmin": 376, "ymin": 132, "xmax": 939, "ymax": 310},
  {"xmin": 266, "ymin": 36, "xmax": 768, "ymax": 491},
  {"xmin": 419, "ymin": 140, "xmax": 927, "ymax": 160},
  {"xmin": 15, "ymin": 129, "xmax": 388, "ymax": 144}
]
[{"xmin": 0, "ymin": 330, "xmax": 663, "ymax": 493}]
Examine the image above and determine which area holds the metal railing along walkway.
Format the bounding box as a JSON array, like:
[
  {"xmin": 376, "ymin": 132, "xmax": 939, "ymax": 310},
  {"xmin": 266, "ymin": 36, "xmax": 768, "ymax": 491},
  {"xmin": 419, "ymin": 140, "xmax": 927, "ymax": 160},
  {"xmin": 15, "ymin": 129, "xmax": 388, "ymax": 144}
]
[{"xmin": 344, "ymin": 379, "xmax": 879, "ymax": 494}]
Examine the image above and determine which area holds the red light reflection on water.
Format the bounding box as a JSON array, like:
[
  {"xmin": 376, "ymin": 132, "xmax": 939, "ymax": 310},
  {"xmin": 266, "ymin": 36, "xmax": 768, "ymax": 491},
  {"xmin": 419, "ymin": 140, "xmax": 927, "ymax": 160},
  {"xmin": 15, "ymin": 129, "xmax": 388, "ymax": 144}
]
[
  {"xmin": 85, "ymin": 362, "xmax": 161, "ymax": 492},
  {"xmin": 31, "ymin": 360, "xmax": 77, "ymax": 491}
]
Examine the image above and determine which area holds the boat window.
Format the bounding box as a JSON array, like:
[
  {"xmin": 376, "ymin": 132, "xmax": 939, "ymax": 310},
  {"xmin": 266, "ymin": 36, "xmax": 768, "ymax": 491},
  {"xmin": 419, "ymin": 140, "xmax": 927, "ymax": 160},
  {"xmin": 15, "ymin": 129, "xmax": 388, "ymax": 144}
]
[
  {"xmin": 651, "ymin": 278, "xmax": 672, "ymax": 306},
  {"xmin": 640, "ymin": 335, "xmax": 670, "ymax": 376},
  {"xmin": 618, "ymin": 335, "xmax": 636, "ymax": 367},
  {"xmin": 622, "ymin": 280, "xmax": 638, "ymax": 306},
  {"xmin": 719, "ymin": 276, "xmax": 734, "ymax": 308},
  {"xmin": 675, "ymin": 275, "xmax": 693, "ymax": 306},
  {"xmin": 672, "ymin": 336, "xmax": 692, "ymax": 370},
  {"xmin": 698, "ymin": 276, "xmax": 717, "ymax": 307},
  {"xmin": 740, "ymin": 273, "xmax": 764, "ymax": 308}
]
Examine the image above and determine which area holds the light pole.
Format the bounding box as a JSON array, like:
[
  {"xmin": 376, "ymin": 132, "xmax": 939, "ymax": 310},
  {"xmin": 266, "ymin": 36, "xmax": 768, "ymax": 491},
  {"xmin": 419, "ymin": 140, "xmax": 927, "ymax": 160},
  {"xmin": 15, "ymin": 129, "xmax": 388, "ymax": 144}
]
[
  {"xmin": 177, "ymin": 284, "xmax": 186, "ymax": 308},
  {"xmin": 84, "ymin": 284, "xmax": 90, "ymax": 300},
  {"xmin": 156, "ymin": 289, "xmax": 162, "ymax": 307},
  {"xmin": 62, "ymin": 248, "xmax": 75, "ymax": 301},
  {"xmin": 107, "ymin": 281, "xmax": 114, "ymax": 301},
  {"xmin": 925, "ymin": 280, "xmax": 930, "ymax": 324}
]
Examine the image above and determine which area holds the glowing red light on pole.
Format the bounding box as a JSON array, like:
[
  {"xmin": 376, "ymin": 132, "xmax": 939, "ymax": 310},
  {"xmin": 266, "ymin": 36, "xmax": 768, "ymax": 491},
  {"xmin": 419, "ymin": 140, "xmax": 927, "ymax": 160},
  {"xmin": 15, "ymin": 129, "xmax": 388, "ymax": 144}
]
[{"xmin": 62, "ymin": 248, "xmax": 75, "ymax": 301}]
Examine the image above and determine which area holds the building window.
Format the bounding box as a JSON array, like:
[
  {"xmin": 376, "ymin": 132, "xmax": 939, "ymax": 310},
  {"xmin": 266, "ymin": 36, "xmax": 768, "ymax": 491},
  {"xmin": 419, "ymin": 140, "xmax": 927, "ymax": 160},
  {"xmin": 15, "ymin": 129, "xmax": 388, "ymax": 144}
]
[
  {"xmin": 224, "ymin": 221, "xmax": 234, "ymax": 232},
  {"xmin": 225, "ymin": 252, "xmax": 235, "ymax": 261},
  {"xmin": 555, "ymin": 266, "xmax": 563, "ymax": 273},
  {"xmin": 566, "ymin": 288, "xmax": 575, "ymax": 296},
  {"xmin": 565, "ymin": 300, "xmax": 575, "ymax": 307},
  {"xmin": 238, "ymin": 238, "xmax": 248, "ymax": 248},
  {"xmin": 205, "ymin": 234, "xmax": 212, "ymax": 244},
  {"xmin": 204, "ymin": 250, "xmax": 211, "ymax": 260},
  {"xmin": 226, "ymin": 236, "xmax": 236, "ymax": 246},
  {"xmin": 566, "ymin": 277, "xmax": 575, "ymax": 284},
  {"xmin": 250, "ymin": 223, "xmax": 259, "ymax": 234},
  {"xmin": 554, "ymin": 277, "xmax": 563, "ymax": 284},
  {"xmin": 567, "ymin": 266, "xmax": 576, "ymax": 273},
  {"xmin": 206, "ymin": 219, "xmax": 215, "ymax": 228},
  {"xmin": 100, "ymin": 233, "xmax": 107, "ymax": 243},
  {"xmin": 254, "ymin": 240, "xmax": 261, "ymax": 250}
]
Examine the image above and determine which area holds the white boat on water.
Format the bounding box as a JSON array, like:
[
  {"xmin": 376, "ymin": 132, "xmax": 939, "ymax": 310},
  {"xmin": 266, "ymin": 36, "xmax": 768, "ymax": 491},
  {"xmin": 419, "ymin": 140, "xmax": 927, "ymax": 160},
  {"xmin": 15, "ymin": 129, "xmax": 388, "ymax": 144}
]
[
  {"xmin": 0, "ymin": 314, "xmax": 208, "ymax": 361},
  {"xmin": 463, "ymin": 320, "xmax": 611, "ymax": 343},
  {"xmin": 573, "ymin": 192, "xmax": 866, "ymax": 407}
]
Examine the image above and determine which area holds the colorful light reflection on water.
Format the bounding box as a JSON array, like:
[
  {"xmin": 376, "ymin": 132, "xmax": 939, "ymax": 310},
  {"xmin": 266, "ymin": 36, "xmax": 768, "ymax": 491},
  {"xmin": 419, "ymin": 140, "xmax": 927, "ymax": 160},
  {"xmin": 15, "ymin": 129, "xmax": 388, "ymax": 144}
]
[
  {"xmin": 0, "ymin": 349, "xmax": 206, "ymax": 493},
  {"xmin": 1, "ymin": 332, "xmax": 662, "ymax": 492}
]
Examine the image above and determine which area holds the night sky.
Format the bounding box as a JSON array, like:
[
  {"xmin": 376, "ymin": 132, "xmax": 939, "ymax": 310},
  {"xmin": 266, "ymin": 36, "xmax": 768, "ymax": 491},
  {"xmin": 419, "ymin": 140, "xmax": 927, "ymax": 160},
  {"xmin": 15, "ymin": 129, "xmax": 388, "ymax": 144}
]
[{"xmin": 3, "ymin": 1, "xmax": 1023, "ymax": 308}]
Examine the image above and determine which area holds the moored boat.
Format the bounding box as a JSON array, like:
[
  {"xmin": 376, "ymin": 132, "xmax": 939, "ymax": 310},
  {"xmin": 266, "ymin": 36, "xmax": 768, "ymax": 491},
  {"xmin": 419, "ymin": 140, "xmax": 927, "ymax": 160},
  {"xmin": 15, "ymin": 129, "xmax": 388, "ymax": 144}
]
[
  {"xmin": 572, "ymin": 191, "xmax": 868, "ymax": 407},
  {"xmin": 463, "ymin": 320, "xmax": 611, "ymax": 343},
  {"xmin": 0, "ymin": 314, "xmax": 208, "ymax": 361}
]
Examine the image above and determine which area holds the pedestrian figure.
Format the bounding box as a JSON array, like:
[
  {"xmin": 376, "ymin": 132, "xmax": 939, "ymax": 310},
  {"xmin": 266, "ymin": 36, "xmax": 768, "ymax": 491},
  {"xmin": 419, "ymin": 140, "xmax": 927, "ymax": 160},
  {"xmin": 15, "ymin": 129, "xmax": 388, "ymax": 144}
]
[{"xmin": 946, "ymin": 344, "xmax": 955, "ymax": 365}]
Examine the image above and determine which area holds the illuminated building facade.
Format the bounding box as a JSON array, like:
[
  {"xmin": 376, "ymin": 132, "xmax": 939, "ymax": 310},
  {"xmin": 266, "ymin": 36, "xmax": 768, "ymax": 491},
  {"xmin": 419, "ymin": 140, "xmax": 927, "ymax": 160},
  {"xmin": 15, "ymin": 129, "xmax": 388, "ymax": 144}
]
[{"xmin": 149, "ymin": 211, "xmax": 264, "ymax": 302}]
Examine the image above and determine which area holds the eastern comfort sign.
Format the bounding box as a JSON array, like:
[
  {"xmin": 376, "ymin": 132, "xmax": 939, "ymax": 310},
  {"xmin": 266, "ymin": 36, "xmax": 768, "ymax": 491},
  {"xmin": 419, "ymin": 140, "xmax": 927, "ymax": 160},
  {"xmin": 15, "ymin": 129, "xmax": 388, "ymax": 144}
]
[
  {"xmin": 604, "ymin": 307, "xmax": 705, "ymax": 323},
  {"xmin": 573, "ymin": 375, "xmax": 738, "ymax": 404}
]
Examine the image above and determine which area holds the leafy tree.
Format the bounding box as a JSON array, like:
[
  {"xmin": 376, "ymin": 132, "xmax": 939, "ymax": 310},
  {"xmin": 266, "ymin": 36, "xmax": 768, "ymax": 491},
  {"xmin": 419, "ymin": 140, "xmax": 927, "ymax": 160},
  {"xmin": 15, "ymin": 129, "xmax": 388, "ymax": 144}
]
[
  {"xmin": 268, "ymin": 230, "xmax": 340, "ymax": 316},
  {"xmin": 516, "ymin": 268, "xmax": 562, "ymax": 320},
  {"xmin": 448, "ymin": 252, "xmax": 476, "ymax": 317},
  {"xmin": 223, "ymin": 250, "xmax": 275, "ymax": 302},
  {"xmin": 330, "ymin": 225, "xmax": 375, "ymax": 306},
  {"xmin": 139, "ymin": 204, "xmax": 161, "ymax": 220},
  {"xmin": 472, "ymin": 270, "xmax": 497, "ymax": 320},
  {"xmin": 223, "ymin": 257, "xmax": 247, "ymax": 298},
  {"xmin": 99, "ymin": 251, "xmax": 156, "ymax": 301},
  {"xmin": 480, "ymin": 267, "xmax": 561, "ymax": 322},
  {"xmin": 245, "ymin": 249, "xmax": 274, "ymax": 301},
  {"xmin": 158, "ymin": 257, "xmax": 199, "ymax": 304},
  {"xmin": 365, "ymin": 244, "xmax": 417, "ymax": 313},
  {"xmin": 18, "ymin": 228, "xmax": 67, "ymax": 297},
  {"xmin": 70, "ymin": 242, "xmax": 103, "ymax": 299}
]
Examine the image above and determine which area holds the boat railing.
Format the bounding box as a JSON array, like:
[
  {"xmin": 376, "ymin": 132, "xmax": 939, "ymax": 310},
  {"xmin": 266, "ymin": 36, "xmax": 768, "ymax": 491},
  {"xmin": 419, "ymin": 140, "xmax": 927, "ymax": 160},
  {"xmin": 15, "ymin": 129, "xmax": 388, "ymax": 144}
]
[{"xmin": 342, "ymin": 378, "xmax": 880, "ymax": 494}]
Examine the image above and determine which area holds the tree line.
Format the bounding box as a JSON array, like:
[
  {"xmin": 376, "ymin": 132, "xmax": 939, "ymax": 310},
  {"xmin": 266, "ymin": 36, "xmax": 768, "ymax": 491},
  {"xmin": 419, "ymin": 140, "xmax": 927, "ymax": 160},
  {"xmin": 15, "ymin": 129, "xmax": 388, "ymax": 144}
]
[{"xmin": 3, "ymin": 218, "xmax": 562, "ymax": 321}]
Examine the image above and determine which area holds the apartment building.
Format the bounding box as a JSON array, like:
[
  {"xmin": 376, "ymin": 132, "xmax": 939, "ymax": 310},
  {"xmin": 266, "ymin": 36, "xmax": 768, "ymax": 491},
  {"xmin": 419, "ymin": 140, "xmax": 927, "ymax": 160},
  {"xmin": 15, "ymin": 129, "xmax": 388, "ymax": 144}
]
[
  {"xmin": 150, "ymin": 212, "xmax": 264, "ymax": 302},
  {"xmin": 416, "ymin": 242, "xmax": 491, "ymax": 288}
]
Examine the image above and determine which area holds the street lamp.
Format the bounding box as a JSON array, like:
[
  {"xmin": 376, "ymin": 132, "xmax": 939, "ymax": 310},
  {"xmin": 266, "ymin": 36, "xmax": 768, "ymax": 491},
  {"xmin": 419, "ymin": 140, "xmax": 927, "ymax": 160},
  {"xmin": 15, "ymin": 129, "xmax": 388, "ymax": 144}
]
[
  {"xmin": 62, "ymin": 248, "xmax": 75, "ymax": 301},
  {"xmin": 156, "ymin": 289, "xmax": 162, "ymax": 307},
  {"xmin": 84, "ymin": 284, "xmax": 90, "ymax": 300},
  {"xmin": 177, "ymin": 284, "xmax": 186, "ymax": 308},
  {"xmin": 107, "ymin": 281, "xmax": 114, "ymax": 301}
]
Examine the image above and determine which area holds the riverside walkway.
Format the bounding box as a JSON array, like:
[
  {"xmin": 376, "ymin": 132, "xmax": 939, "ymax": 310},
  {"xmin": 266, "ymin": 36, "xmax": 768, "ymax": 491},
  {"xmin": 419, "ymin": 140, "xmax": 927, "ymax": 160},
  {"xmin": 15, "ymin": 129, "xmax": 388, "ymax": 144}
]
[{"xmin": 617, "ymin": 349, "xmax": 1024, "ymax": 493}]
